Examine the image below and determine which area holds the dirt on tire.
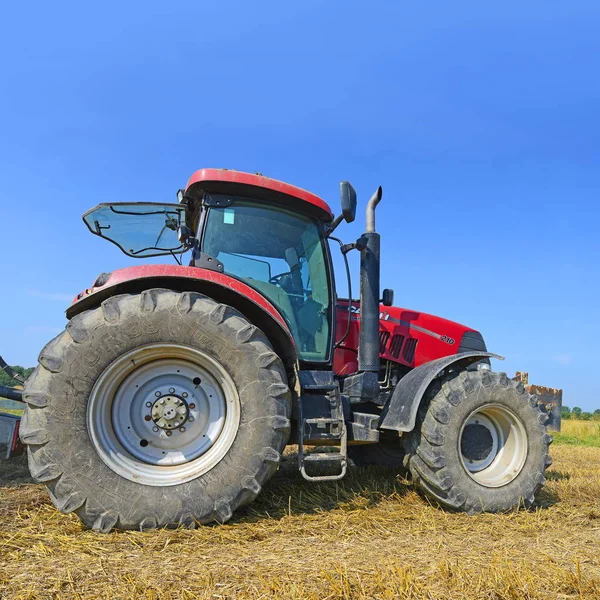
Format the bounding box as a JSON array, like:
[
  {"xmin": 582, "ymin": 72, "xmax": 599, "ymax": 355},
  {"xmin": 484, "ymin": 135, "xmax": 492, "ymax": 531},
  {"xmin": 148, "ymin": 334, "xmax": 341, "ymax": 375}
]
[
  {"xmin": 402, "ymin": 369, "xmax": 552, "ymax": 513},
  {"xmin": 20, "ymin": 289, "xmax": 292, "ymax": 531}
]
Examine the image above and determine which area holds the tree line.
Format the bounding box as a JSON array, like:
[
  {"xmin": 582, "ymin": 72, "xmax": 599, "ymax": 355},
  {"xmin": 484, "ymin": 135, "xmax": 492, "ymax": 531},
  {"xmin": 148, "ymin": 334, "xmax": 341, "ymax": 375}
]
[
  {"xmin": 0, "ymin": 365, "xmax": 35, "ymax": 388},
  {"xmin": 561, "ymin": 406, "xmax": 600, "ymax": 421}
]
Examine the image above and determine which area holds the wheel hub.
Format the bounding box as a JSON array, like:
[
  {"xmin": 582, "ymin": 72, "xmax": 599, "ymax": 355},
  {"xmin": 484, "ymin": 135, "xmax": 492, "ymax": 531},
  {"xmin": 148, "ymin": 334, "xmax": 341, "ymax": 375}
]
[
  {"xmin": 88, "ymin": 344, "xmax": 240, "ymax": 486},
  {"xmin": 461, "ymin": 422, "xmax": 495, "ymax": 462},
  {"xmin": 151, "ymin": 395, "xmax": 189, "ymax": 430},
  {"xmin": 459, "ymin": 404, "xmax": 528, "ymax": 488}
]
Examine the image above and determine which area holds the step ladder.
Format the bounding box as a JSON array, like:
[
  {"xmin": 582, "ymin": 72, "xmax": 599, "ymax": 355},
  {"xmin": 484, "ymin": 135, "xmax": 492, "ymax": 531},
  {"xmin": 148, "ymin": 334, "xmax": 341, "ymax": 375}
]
[{"xmin": 297, "ymin": 373, "xmax": 347, "ymax": 482}]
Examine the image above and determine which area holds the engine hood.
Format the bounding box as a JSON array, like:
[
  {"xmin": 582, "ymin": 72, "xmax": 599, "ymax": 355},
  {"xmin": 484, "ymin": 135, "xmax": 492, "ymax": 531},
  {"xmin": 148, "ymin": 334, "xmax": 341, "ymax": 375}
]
[{"xmin": 334, "ymin": 300, "xmax": 486, "ymax": 374}]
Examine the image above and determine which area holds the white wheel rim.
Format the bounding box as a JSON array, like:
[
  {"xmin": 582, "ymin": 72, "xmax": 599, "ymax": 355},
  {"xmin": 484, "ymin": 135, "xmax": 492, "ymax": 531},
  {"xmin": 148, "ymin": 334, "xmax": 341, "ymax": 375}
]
[
  {"xmin": 87, "ymin": 344, "xmax": 240, "ymax": 486},
  {"xmin": 459, "ymin": 404, "xmax": 528, "ymax": 488}
]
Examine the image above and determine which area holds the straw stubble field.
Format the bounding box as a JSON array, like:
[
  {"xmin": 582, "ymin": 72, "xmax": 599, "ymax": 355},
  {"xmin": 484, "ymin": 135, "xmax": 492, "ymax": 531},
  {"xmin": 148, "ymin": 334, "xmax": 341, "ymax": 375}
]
[{"xmin": 0, "ymin": 422, "xmax": 599, "ymax": 599}]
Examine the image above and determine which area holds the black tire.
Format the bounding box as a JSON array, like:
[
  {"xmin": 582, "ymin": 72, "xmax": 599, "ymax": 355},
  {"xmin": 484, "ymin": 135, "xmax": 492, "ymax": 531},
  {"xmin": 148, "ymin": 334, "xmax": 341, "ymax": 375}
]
[
  {"xmin": 20, "ymin": 289, "xmax": 291, "ymax": 532},
  {"xmin": 402, "ymin": 370, "xmax": 552, "ymax": 514},
  {"xmin": 348, "ymin": 432, "xmax": 405, "ymax": 469}
]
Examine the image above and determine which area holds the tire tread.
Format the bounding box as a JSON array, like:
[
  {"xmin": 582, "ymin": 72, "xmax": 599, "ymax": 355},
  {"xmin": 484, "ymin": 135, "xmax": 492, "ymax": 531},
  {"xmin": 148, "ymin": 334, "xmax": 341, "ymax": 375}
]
[
  {"xmin": 20, "ymin": 289, "xmax": 291, "ymax": 532},
  {"xmin": 403, "ymin": 370, "xmax": 551, "ymax": 514}
]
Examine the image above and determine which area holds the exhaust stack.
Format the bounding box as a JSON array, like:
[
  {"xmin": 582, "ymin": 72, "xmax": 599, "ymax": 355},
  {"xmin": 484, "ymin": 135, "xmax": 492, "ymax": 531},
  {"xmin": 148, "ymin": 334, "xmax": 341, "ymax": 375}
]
[{"xmin": 358, "ymin": 186, "xmax": 383, "ymax": 374}]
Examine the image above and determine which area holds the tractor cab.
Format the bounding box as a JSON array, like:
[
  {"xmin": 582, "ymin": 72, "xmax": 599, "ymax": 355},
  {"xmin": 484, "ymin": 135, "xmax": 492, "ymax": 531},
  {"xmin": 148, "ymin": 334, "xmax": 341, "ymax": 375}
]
[
  {"xmin": 199, "ymin": 195, "xmax": 333, "ymax": 362},
  {"xmin": 83, "ymin": 170, "xmax": 338, "ymax": 363}
]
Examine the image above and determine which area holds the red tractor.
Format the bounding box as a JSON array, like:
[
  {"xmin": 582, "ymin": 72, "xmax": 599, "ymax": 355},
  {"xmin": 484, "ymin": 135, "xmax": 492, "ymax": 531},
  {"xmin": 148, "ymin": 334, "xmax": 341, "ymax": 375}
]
[{"xmin": 4, "ymin": 169, "xmax": 551, "ymax": 531}]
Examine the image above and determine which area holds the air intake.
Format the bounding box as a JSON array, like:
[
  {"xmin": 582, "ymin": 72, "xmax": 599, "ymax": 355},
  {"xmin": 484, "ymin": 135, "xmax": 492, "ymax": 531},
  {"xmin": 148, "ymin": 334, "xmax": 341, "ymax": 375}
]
[
  {"xmin": 388, "ymin": 334, "xmax": 405, "ymax": 358},
  {"xmin": 379, "ymin": 330, "xmax": 390, "ymax": 354},
  {"xmin": 403, "ymin": 338, "xmax": 418, "ymax": 363}
]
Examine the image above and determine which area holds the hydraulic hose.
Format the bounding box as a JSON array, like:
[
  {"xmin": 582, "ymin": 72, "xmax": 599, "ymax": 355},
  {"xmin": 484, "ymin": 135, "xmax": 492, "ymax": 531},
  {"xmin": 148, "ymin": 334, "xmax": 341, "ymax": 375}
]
[{"xmin": 0, "ymin": 385, "xmax": 23, "ymax": 402}]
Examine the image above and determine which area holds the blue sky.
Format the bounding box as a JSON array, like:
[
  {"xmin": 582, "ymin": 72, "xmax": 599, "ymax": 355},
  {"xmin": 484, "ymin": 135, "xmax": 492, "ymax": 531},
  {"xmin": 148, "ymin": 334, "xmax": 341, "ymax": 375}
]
[{"xmin": 1, "ymin": 1, "xmax": 598, "ymax": 410}]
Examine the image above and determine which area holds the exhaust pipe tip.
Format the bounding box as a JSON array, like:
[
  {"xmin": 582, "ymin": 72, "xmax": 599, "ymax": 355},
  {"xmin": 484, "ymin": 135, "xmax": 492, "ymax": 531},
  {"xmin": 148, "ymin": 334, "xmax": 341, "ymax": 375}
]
[{"xmin": 365, "ymin": 186, "xmax": 383, "ymax": 233}]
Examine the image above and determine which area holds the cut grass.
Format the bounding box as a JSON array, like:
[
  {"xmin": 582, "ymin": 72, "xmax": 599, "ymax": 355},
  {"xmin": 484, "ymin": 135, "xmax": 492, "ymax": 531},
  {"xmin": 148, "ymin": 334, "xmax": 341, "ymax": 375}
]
[
  {"xmin": 554, "ymin": 419, "xmax": 600, "ymax": 447},
  {"xmin": 1, "ymin": 442, "xmax": 599, "ymax": 599}
]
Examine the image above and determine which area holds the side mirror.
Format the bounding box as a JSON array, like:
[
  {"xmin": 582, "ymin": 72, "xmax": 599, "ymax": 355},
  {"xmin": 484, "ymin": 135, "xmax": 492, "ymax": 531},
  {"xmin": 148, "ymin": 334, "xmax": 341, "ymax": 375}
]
[
  {"xmin": 382, "ymin": 288, "xmax": 394, "ymax": 307},
  {"xmin": 176, "ymin": 189, "xmax": 185, "ymax": 203},
  {"xmin": 339, "ymin": 181, "xmax": 357, "ymax": 223}
]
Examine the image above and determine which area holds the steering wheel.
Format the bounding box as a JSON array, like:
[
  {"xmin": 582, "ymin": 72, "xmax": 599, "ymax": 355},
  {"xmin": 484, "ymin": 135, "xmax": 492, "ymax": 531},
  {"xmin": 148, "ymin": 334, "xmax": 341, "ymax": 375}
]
[{"xmin": 269, "ymin": 272, "xmax": 291, "ymax": 285}]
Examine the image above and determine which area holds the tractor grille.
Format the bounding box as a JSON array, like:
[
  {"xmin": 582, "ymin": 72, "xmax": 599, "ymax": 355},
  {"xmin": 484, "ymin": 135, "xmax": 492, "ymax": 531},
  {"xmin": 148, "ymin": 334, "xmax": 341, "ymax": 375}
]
[
  {"xmin": 379, "ymin": 330, "xmax": 390, "ymax": 354},
  {"xmin": 403, "ymin": 338, "xmax": 418, "ymax": 363},
  {"xmin": 388, "ymin": 334, "xmax": 405, "ymax": 358}
]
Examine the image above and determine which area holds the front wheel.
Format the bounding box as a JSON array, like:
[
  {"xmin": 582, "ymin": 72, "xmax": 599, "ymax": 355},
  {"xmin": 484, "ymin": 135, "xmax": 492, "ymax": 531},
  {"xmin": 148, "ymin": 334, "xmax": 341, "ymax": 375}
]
[
  {"xmin": 403, "ymin": 370, "xmax": 552, "ymax": 514},
  {"xmin": 20, "ymin": 289, "xmax": 291, "ymax": 531}
]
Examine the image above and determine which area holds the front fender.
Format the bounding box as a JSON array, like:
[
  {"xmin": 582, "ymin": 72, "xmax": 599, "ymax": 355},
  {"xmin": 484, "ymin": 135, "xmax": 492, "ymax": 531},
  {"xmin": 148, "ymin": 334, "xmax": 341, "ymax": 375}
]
[
  {"xmin": 379, "ymin": 351, "xmax": 503, "ymax": 432},
  {"xmin": 67, "ymin": 265, "xmax": 297, "ymax": 368}
]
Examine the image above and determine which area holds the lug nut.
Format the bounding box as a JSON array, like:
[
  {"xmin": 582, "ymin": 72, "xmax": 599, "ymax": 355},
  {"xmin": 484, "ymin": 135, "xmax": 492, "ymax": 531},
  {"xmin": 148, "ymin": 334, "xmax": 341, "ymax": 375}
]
[
  {"xmin": 189, "ymin": 403, "xmax": 196, "ymax": 409},
  {"xmin": 179, "ymin": 427, "xmax": 186, "ymax": 432},
  {"xmin": 188, "ymin": 416, "xmax": 194, "ymax": 422},
  {"xmin": 152, "ymin": 426, "xmax": 159, "ymax": 432},
  {"xmin": 159, "ymin": 399, "xmax": 165, "ymax": 404},
  {"xmin": 166, "ymin": 431, "xmax": 172, "ymax": 436},
  {"xmin": 144, "ymin": 415, "xmax": 152, "ymax": 421},
  {"xmin": 146, "ymin": 401, "xmax": 152, "ymax": 407},
  {"xmin": 173, "ymin": 422, "xmax": 180, "ymax": 427},
  {"xmin": 155, "ymin": 391, "xmax": 161, "ymax": 397},
  {"xmin": 182, "ymin": 392, "xmax": 188, "ymax": 398},
  {"xmin": 169, "ymin": 388, "xmax": 175, "ymax": 393}
]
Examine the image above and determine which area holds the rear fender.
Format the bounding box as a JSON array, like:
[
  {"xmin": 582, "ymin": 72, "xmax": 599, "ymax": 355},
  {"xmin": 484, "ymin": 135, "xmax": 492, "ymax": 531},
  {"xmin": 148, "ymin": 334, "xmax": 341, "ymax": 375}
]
[
  {"xmin": 378, "ymin": 351, "xmax": 503, "ymax": 432},
  {"xmin": 67, "ymin": 265, "xmax": 298, "ymax": 368}
]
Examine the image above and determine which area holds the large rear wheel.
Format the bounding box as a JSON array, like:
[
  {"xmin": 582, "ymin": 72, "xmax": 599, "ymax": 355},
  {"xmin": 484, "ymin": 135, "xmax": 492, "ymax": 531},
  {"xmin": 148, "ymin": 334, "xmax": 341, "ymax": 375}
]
[
  {"xmin": 20, "ymin": 289, "xmax": 291, "ymax": 531},
  {"xmin": 403, "ymin": 370, "xmax": 552, "ymax": 514}
]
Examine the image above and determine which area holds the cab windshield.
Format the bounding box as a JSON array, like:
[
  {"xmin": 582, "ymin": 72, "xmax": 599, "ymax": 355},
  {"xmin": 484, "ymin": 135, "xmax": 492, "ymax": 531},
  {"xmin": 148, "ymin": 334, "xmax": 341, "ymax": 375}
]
[{"xmin": 202, "ymin": 197, "xmax": 332, "ymax": 362}]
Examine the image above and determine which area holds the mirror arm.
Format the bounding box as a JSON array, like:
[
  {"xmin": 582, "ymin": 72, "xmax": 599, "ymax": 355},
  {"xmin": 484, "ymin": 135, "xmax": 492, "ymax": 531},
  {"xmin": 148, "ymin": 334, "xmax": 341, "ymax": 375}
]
[{"xmin": 326, "ymin": 214, "xmax": 344, "ymax": 236}]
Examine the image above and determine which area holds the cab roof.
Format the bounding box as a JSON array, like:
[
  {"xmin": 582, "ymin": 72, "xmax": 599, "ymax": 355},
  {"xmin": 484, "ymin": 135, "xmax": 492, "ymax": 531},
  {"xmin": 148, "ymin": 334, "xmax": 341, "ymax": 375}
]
[{"xmin": 185, "ymin": 168, "xmax": 334, "ymax": 222}]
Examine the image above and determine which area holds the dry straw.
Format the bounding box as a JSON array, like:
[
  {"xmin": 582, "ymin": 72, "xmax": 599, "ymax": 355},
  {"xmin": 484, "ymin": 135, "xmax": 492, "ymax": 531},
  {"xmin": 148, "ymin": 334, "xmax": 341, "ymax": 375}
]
[{"xmin": 1, "ymin": 444, "xmax": 599, "ymax": 599}]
